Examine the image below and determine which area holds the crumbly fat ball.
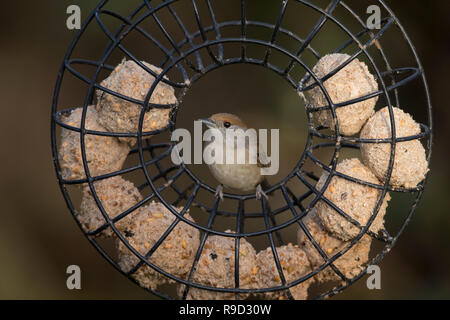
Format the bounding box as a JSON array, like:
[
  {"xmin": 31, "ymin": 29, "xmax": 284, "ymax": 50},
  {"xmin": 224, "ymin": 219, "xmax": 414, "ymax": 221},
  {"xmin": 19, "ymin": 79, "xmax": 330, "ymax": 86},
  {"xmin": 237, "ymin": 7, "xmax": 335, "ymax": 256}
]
[
  {"xmin": 96, "ymin": 59, "xmax": 177, "ymax": 146},
  {"xmin": 179, "ymin": 234, "xmax": 258, "ymax": 300},
  {"xmin": 58, "ymin": 107, "xmax": 130, "ymax": 182},
  {"xmin": 256, "ymin": 244, "xmax": 313, "ymax": 300},
  {"xmin": 360, "ymin": 107, "xmax": 429, "ymax": 188},
  {"xmin": 118, "ymin": 202, "xmax": 200, "ymax": 291},
  {"xmin": 78, "ymin": 176, "xmax": 142, "ymax": 238},
  {"xmin": 316, "ymin": 158, "xmax": 390, "ymax": 241},
  {"xmin": 307, "ymin": 53, "xmax": 379, "ymax": 136},
  {"xmin": 297, "ymin": 210, "xmax": 372, "ymax": 283}
]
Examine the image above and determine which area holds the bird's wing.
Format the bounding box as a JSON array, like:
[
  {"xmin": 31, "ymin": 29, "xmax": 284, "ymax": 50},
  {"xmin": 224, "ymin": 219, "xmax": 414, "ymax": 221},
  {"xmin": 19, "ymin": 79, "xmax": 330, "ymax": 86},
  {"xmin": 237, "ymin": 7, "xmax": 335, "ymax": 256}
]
[{"xmin": 257, "ymin": 149, "xmax": 271, "ymax": 168}]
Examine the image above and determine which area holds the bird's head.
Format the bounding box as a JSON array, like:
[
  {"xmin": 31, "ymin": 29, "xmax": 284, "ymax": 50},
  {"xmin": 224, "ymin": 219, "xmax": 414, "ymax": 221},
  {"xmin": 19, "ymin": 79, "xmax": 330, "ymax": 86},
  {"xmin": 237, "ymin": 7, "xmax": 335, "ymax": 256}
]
[{"xmin": 199, "ymin": 113, "xmax": 248, "ymax": 131}]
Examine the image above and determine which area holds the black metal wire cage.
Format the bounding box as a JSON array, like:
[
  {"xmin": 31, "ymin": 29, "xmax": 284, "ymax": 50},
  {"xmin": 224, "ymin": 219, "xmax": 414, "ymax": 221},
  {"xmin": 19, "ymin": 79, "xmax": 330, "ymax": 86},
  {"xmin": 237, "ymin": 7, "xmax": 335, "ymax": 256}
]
[{"xmin": 51, "ymin": 0, "xmax": 432, "ymax": 300}]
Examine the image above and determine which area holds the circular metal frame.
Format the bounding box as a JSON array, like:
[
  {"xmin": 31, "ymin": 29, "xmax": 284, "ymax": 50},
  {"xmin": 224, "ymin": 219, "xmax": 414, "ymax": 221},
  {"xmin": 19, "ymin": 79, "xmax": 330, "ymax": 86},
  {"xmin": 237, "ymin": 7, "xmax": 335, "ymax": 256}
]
[{"xmin": 51, "ymin": 0, "xmax": 433, "ymax": 300}]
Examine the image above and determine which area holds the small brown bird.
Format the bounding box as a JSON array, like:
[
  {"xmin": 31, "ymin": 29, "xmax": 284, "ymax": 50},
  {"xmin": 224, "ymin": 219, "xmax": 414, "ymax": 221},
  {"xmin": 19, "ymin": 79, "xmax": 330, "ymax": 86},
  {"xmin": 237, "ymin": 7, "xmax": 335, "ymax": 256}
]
[{"xmin": 199, "ymin": 113, "xmax": 270, "ymax": 200}]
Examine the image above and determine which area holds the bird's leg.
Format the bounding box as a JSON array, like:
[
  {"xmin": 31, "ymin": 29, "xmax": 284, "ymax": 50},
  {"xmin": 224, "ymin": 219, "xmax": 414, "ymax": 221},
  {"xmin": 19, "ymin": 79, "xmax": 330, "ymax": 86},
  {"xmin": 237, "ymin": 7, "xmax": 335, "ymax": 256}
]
[
  {"xmin": 256, "ymin": 184, "xmax": 269, "ymax": 200},
  {"xmin": 215, "ymin": 184, "xmax": 224, "ymax": 201}
]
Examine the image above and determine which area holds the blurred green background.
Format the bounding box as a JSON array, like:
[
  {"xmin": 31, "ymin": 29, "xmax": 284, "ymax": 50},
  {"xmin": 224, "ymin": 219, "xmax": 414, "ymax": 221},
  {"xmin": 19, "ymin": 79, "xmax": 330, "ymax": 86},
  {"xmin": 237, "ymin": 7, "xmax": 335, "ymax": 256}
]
[{"xmin": 0, "ymin": 0, "xmax": 448, "ymax": 299}]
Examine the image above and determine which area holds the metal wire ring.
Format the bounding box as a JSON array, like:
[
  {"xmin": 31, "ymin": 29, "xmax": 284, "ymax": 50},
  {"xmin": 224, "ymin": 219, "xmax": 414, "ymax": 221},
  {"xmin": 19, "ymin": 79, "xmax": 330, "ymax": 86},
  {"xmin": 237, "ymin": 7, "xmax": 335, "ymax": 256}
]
[{"xmin": 51, "ymin": 0, "xmax": 433, "ymax": 300}]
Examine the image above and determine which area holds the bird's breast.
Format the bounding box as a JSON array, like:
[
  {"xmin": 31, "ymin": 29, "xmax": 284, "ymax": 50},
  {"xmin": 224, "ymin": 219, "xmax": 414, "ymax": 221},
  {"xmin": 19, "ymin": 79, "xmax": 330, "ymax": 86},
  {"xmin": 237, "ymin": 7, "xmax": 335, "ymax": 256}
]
[{"xmin": 207, "ymin": 143, "xmax": 263, "ymax": 192}]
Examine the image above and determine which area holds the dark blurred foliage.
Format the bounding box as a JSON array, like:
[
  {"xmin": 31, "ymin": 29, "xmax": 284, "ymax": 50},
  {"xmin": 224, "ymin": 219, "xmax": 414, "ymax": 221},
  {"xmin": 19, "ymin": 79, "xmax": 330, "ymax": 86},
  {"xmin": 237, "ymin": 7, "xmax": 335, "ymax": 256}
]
[{"xmin": 0, "ymin": 0, "xmax": 448, "ymax": 299}]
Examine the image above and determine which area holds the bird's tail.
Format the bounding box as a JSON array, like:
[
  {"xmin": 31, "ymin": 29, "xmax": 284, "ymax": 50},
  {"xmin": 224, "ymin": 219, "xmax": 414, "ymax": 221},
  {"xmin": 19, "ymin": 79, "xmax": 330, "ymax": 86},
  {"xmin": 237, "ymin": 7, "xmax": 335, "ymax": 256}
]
[{"xmin": 260, "ymin": 177, "xmax": 271, "ymax": 191}]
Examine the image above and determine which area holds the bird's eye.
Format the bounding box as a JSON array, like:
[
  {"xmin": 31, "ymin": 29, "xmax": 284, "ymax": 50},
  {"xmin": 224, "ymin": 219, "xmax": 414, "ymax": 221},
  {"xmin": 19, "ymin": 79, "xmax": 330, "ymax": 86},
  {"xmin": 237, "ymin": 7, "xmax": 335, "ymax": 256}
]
[{"xmin": 224, "ymin": 122, "xmax": 231, "ymax": 128}]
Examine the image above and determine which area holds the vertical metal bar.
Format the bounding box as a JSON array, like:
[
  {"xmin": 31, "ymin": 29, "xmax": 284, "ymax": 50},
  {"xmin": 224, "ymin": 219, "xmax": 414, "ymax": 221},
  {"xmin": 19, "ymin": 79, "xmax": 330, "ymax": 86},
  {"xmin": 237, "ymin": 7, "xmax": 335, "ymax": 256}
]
[
  {"xmin": 263, "ymin": 0, "xmax": 289, "ymax": 65},
  {"xmin": 182, "ymin": 196, "xmax": 220, "ymax": 299},
  {"xmin": 167, "ymin": 4, "xmax": 204, "ymax": 72},
  {"xmin": 191, "ymin": 0, "xmax": 221, "ymax": 64},
  {"xmin": 284, "ymin": 0, "xmax": 341, "ymax": 75},
  {"xmin": 240, "ymin": 0, "xmax": 247, "ymax": 60},
  {"xmin": 261, "ymin": 195, "xmax": 294, "ymax": 300},
  {"xmin": 234, "ymin": 199, "xmax": 244, "ymax": 297},
  {"xmin": 205, "ymin": 0, "xmax": 224, "ymax": 61}
]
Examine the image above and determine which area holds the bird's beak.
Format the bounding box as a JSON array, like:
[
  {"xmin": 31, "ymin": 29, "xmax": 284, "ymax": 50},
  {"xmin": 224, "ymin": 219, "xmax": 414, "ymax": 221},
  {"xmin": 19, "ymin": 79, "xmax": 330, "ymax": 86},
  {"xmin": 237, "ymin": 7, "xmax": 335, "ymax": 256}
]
[{"xmin": 198, "ymin": 118, "xmax": 216, "ymax": 128}]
